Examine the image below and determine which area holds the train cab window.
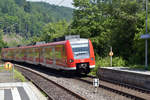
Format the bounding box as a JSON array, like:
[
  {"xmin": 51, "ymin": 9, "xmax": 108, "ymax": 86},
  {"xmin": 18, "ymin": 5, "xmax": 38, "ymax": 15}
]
[{"xmin": 71, "ymin": 43, "xmax": 90, "ymax": 59}]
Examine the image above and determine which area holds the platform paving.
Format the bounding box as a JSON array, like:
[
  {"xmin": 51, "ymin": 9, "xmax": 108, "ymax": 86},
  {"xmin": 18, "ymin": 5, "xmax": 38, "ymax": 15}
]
[
  {"xmin": 104, "ymin": 67, "xmax": 150, "ymax": 75},
  {"xmin": 97, "ymin": 67, "xmax": 150, "ymax": 90},
  {"xmin": 0, "ymin": 64, "xmax": 47, "ymax": 100},
  {"xmin": 0, "ymin": 82, "xmax": 47, "ymax": 100}
]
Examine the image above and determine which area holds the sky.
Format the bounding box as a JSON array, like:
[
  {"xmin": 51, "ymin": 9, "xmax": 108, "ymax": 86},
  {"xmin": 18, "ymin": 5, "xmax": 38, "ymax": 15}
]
[{"xmin": 27, "ymin": 0, "xmax": 74, "ymax": 8}]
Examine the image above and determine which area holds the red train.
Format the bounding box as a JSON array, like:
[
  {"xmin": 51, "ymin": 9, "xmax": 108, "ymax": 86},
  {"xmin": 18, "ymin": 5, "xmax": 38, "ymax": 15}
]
[{"xmin": 1, "ymin": 37, "xmax": 95, "ymax": 74}]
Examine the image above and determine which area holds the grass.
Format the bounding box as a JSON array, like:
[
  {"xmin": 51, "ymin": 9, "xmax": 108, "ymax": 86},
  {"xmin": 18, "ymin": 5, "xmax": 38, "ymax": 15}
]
[
  {"xmin": 14, "ymin": 69, "xmax": 26, "ymax": 82},
  {"xmin": 0, "ymin": 65, "xmax": 26, "ymax": 82},
  {"xmin": 89, "ymin": 64, "xmax": 150, "ymax": 76},
  {"xmin": 0, "ymin": 66, "xmax": 4, "ymax": 70},
  {"xmin": 89, "ymin": 56, "xmax": 150, "ymax": 76},
  {"xmin": 127, "ymin": 65, "xmax": 150, "ymax": 71},
  {"xmin": 41, "ymin": 91, "xmax": 48, "ymax": 97}
]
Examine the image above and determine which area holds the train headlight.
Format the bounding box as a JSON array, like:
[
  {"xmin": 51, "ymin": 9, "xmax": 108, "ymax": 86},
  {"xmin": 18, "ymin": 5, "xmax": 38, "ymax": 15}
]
[
  {"xmin": 91, "ymin": 57, "xmax": 94, "ymax": 61},
  {"xmin": 69, "ymin": 59, "xmax": 74, "ymax": 63}
]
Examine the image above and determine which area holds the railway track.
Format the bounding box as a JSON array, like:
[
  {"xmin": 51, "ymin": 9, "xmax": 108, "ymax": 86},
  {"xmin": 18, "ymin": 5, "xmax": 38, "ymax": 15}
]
[
  {"xmin": 12, "ymin": 63, "xmax": 131, "ymax": 100},
  {"xmin": 77, "ymin": 75, "xmax": 150, "ymax": 100},
  {"xmin": 9, "ymin": 62, "xmax": 150, "ymax": 100},
  {"xmin": 15, "ymin": 64, "xmax": 87, "ymax": 100}
]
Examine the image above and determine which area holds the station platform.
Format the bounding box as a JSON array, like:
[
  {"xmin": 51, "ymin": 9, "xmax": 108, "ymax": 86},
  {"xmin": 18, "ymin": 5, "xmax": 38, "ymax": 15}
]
[
  {"xmin": 0, "ymin": 82, "xmax": 47, "ymax": 100},
  {"xmin": 97, "ymin": 67, "xmax": 150, "ymax": 90},
  {"xmin": 103, "ymin": 67, "xmax": 150, "ymax": 75}
]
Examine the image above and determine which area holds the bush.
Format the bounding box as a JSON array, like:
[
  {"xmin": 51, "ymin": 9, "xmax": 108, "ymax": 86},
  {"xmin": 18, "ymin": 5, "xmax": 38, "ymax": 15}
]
[
  {"xmin": 96, "ymin": 56, "xmax": 126, "ymax": 67},
  {"xmin": 128, "ymin": 65, "xmax": 150, "ymax": 70},
  {"xmin": 89, "ymin": 56, "xmax": 126, "ymax": 76},
  {"xmin": 112, "ymin": 57, "xmax": 126, "ymax": 67}
]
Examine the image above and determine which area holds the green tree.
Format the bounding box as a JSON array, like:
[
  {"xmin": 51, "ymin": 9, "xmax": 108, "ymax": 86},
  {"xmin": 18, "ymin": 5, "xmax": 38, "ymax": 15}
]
[
  {"xmin": 0, "ymin": 30, "xmax": 7, "ymax": 51},
  {"xmin": 41, "ymin": 20, "xmax": 69, "ymax": 42},
  {"xmin": 24, "ymin": 2, "xmax": 31, "ymax": 13},
  {"xmin": 70, "ymin": 0, "xmax": 144, "ymax": 60},
  {"xmin": 0, "ymin": 0, "xmax": 73, "ymax": 38}
]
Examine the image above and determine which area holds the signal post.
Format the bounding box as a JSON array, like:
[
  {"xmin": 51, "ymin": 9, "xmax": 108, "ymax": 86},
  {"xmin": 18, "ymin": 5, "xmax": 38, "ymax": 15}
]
[
  {"xmin": 4, "ymin": 62, "xmax": 14, "ymax": 82},
  {"xmin": 109, "ymin": 47, "xmax": 113, "ymax": 67}
]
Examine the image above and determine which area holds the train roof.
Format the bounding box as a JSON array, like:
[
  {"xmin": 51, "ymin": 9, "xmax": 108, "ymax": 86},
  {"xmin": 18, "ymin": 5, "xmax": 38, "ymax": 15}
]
[
  {"xmin": 3, "ymin": 40, "xmax": 67, "ymax": 50},
  {"xmin": 2, "ymin": 38, "xmax": 89, "ymax": 50}
]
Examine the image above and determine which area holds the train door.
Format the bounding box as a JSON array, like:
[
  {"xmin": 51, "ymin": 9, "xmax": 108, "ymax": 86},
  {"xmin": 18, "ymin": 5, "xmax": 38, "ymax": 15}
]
[
  {"xmin": 39, "ymin": 47, "xmax": 44, "ymax": 64},
  {"xmin": 34, "ymin": 47, "xmax": 39, "ymax": 64},
  {"xmin": 24, "ymin": 48, "xmax": 28, "ymax": 62},
  {"xmin": 43, "ymin": 47, "xmax": 46, "ymax": 65},
  {"xmin": 33, "ymin": 48, "xmax": 36, "ymax": 64},
  {"xmin": 52, "ymin": 47, "xmax": 56, "ymax": 65}
]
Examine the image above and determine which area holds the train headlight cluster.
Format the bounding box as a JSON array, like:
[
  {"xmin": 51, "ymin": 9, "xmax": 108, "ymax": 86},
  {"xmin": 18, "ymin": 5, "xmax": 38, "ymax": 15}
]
[
  {"xmin": 69, "ymin": 59, "xmax": 74, "ymax": 63},
  {"xmin": 91, "ymin": 57, "xmax": 94, "ymax": 61}
]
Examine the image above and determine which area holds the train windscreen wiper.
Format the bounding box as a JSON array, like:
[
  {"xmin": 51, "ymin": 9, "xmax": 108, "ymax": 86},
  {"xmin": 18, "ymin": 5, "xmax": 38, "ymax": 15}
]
[{"xmin": 76, "ymin": 52, "xmax": 87, "ymax": 56}]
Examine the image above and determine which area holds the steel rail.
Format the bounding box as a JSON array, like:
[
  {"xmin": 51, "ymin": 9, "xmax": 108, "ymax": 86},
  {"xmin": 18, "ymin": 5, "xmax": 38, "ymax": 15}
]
[
  {"xmin": 15, "ymin": 64, "xmax": 87, "ymax": 100},
  {"xmin": 87, "ymin": 74, "xmax": 150, "ymax": 94},
  {"xmin": 99, "ymin": 77, "xmax": 150, "ymax": 94},
  {"xmin": 76, "ymin": 75, "xmax": 150, "ymax": 100}
]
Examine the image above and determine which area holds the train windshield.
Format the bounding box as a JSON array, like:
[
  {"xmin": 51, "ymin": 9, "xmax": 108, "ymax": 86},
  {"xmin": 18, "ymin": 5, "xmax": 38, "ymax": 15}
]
[{"xmin": 71, "ymin": 43, "xmax": 90, "ymax": 59}]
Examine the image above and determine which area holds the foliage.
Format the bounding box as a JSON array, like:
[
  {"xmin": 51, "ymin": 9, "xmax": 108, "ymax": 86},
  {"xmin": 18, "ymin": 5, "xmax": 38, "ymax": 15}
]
[
  {"xmin": 95, "ymin": 56, "xmax": 126, "ymax": 67},
  {"xmin": 3, "ymin": 33, "xmax": 25, "ymax": 47},
  {"xmin": 0, "ymin": 64, "xmax": 26, "ymax": 81},
  {"xmin": 41, "ymin": 20, "xmax": 70, "ymax": 42},
  {"xmin": 129, "ymin": 12, "xmax": 150, "ymax": 65},
  {"xmin": 70, "ymin": 0, "xmax": 149, "ymax": 65},
  {"xmin": 90, "ymin": 56, "xmax": 126, "ymax": 76},
  {"xmin": 14, "ymin": 69, "xmax": 26, "ymax": 82},
  {"xmin": 127, "ymin": 65, "xmax": 150, "ymax": 71},
  {"xmin": 1, "ymin": 0, "xmax": 150, "ymax": 69},
  {"xmin": 0, "ymin": 0, "xmax": 73, "ymax": 38},
  {"xmin": 0, "ymin": 30, "xmax": 7, "ymax": 51}
]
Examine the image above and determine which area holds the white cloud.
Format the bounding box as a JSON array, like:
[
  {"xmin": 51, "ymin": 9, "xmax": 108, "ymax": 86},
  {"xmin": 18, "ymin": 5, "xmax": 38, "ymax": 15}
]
[{"xmin": 26, "ymin": 0, "xmax": 74, "ymax": 8}]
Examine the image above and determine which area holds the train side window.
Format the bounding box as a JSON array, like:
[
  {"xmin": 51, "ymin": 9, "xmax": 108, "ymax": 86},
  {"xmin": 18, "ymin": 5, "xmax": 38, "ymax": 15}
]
[
  {"xmin": 55, "ymin": 45, "xmax": 62, "ymax": 59},
  {"xmin": 25, "ymin": 49, "xmax": 27, "ymax": 57},
  {"xmin": 44, "ymin": 47, "xmax": 49, "ymax": 59},
  {"xmin": 28, "ymin": 49, "xmax": 31, "ymax": 57},
  {"xmin": 50, "ymin": 47, "xmax": 54, "ymax": 59},
  {"xmin": 28, "ymin": 48, "xmax": 33, "ymax": 58},
  {"xmin": 39, "ymin": 48, "xmax": 43, "ymax": 57},
  {"xmin": 18, "ymin": 49, "xmax": 21, "ymax": 59},
  {"xmin": 20, "ymin": 49, "xmax": 24, "ymax": 58},
  {"xmin": 15, "ymin": 50, "xmax": 17, "ymax": 58},
  {"xmin": 27, "ymin": 49, "xmax": 31, "ymax": 58},
  {"xmin": 63, "ymin": 45, "xmax": 66, "ymax": 59},
  {"xmin": 43, "ymin": 47, "xmax": 53, "ymax": 59},
  {"xmin": 32, "ymin": 48, "xmax": 34, "ymax": 57},
  {"xmin": 34, "ymin": 48, "xmax": 39, "ymax": 58}
]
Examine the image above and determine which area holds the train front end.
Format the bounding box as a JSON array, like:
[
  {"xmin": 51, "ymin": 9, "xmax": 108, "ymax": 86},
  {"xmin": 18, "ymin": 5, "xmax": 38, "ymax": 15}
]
[{"xmin": 66, "ymin": 38, "xmax": 95, "ymax": 74}]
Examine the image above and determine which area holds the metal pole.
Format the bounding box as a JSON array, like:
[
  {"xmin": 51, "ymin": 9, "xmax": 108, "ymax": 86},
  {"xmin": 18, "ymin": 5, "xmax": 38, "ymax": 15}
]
[
  {"xmin": 145, "ymin": 39, "xmax": 148, "ymax": 69},
  {"xmin": 146, "ymin": 0, "xmax": 148, "ymax": 33},
  {"xmin": 145, "ymin": 0, "xmax": 148, "ymax": 69},
  {"xmin": 12, "ymin": 65, "xmax": 14, "ymax": 82},
  {"xmin": 110, "ymin": 47, "xmax": 112, "ymax": 67}
]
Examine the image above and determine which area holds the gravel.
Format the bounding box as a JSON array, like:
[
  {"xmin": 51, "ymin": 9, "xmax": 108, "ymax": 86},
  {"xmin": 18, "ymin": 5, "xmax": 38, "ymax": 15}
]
[
  {"xmin": 17, "ymin": 67, "xmax": 83, "ymax": 100},
  {"xmin": 16, "ymin": 65, "xmax": 131, "ymax": 100}
]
